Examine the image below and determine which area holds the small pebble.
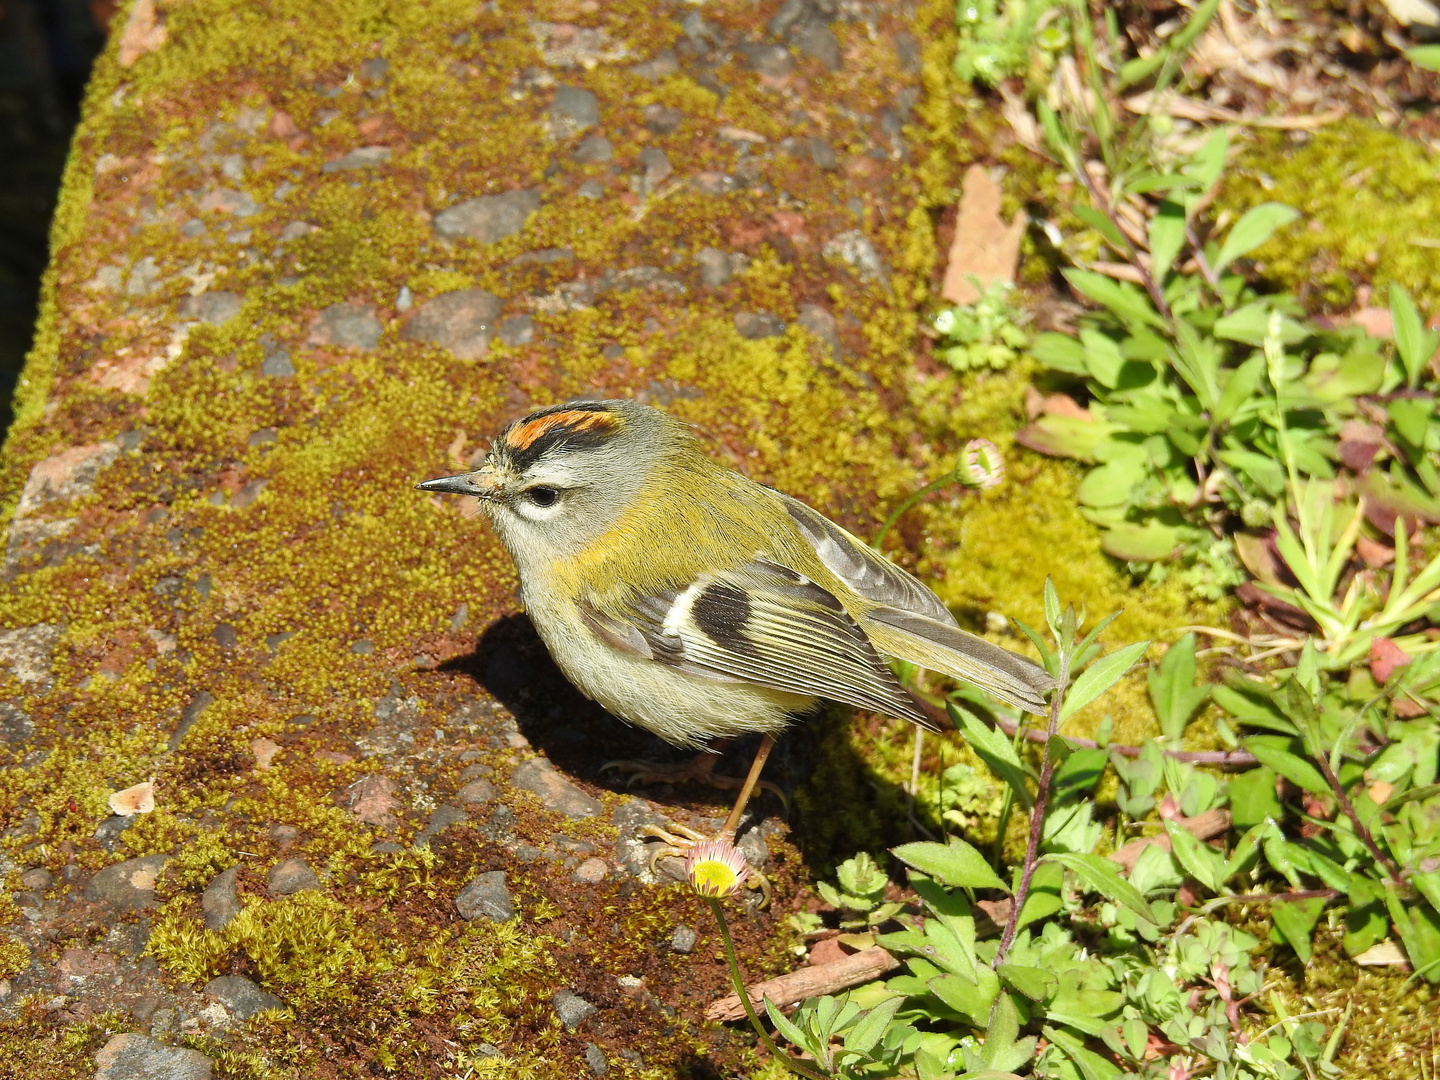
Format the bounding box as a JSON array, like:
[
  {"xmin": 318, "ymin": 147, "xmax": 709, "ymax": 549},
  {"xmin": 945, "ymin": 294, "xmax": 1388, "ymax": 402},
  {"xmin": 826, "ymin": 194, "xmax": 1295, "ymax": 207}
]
[
  {"xmin": 671, "ymin": 924, "xmax": 698, "ymax": 954},
  {"xmin": 94, "ymin": 1034, "xmax": 212, "ymax": 1080},
  {"xmin": 456, "ymin": 870, "xmax": 516, "ymax": 922},
  {"xmin": 573, "ymin": 857, "xmax": 608, "ymax": 884},
  {"xmin": 268, "ymin": 858, "xmax": 320, "ymax": 896},
  {"xmin": 552, "ymin": 988, "xmax": 598, "ymax": 1031}
]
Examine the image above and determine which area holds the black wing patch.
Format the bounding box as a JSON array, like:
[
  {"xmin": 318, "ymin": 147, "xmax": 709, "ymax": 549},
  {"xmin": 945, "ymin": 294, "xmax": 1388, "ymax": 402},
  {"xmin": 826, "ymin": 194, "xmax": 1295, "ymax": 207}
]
[{"xmin": 581, "ymin": 559, "xmax": 943, "ymax": 731}]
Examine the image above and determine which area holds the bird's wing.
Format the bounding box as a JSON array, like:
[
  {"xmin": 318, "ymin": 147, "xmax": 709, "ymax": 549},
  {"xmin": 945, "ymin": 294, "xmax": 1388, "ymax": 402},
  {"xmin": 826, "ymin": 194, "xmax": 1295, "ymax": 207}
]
[
  {"xmin": 860, "ymin": 606, "xmax": 1055, "ymax": 715},
  {"xmin": 776, "ymin": 492, "xmax": 1053, "ymax": 715},
  {"xmin": 778, "ymin": 493, "xmax": 959, "ymax": 627},
  {"xmin": 581, "ymin": 558, "xmax": 946, "ymax": 731}
]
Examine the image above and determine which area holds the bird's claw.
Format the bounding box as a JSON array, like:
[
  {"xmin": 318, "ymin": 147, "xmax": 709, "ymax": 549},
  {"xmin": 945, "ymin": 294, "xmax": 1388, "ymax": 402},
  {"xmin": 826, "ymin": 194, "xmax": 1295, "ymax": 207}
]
[{"xmin": 639, "ymin": 823, "xmax": 772, "ymax": 908}]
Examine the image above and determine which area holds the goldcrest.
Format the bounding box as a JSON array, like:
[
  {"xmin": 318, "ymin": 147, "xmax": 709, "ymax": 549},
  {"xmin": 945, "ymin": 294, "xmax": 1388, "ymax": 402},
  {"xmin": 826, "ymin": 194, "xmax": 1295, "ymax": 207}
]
[{"xmin": 419, "ymin": 400, "xmax": 1053, "ymax": 760}]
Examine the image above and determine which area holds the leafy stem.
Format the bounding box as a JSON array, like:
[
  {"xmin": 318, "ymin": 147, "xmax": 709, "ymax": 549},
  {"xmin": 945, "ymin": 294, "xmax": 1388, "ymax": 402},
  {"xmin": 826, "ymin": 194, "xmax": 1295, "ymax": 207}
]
[
  {"xmin": 705, "ymin": 896, "xmax": 831, "ymax": 1080},
  {"xmin": 994, "ymin": 638, "xmax": 1074, "ymax": 968}
]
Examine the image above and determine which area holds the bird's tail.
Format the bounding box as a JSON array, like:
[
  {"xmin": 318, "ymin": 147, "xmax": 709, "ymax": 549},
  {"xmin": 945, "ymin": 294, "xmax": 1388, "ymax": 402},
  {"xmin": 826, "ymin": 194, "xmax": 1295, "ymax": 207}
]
[{"xmin": 862, "ymin": 605, "xmax": 1055, "ymax": 715}]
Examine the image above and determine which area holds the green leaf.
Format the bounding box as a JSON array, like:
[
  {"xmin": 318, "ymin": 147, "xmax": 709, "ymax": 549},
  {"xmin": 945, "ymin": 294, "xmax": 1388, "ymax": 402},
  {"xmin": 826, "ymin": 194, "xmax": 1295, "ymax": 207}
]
[
  {"xmin": 843, "ymin": 994, "xmax": 904, "ymax": 1056},
  {"xmin": 1388, "ymin": 283, "xmax": 1439, "ymax": 388},
  {"xmin": 1228, "ymin": 767, "xmax": 1281, "ymax": 831},
  {"xmin": 1414, "ymin": 871, "xmax": 1440, "ymax": 918},
  {"xmin": 1060, "ymin": 641, "xmax": 1151, "ymax": 722},
  {"xmin": 949, "ymin": 704, "xmax": 1032, "ymax": 808},
  {"xmin": 1147, "ymin": 633, "xmax": 1210, "ymax": 742},
  {"xmin": 1031, "ymin": 332, "xmax": 1089, "ymax": 374},
  {"xmin": 1115, "ymin": 0, "xmax": 1220, "ymax": 90},
  {"xmin": 1073, "ymin": 206, "xmax": 1128, "ymax": 252},
  {"xmin": 928, "ymin": 970, "xmax": 1001, "ymax": 1025},
  {"xmin": 765, "ymin": 996, "xmax": 816, "ymax": 1056},
  {"xmin": 1042, "ymin": 1025, "xmax": 1124, "ymax": 1080},
  {"xmin": 893, "ymin": 838, "xmax": 1008, "ymax": 892},
  {"xmin": 1213, "ymin": 354, "xmax": 1266, "ymax": 424},
  {"xmin": 1272, "ymin": 896, "xmax": 1326, "ymax": 963},
  {"xmin": 1078, "ymin": 457, "xmax": 1148, "ymax": 508},
  {"xmin": 1163, "ymin": 819, "xmax": 1224, "ymax": 892},
  {"xmin": 982, "ymin": 992, "xmax": 1038, "ymax": 1071},
  {"xmin": 1214, "ymin": 303, "xmax": 1310, "ymax": 347},
  {"xmin": 1214, "ymin": 203, "xmax": 1301, "ymax": 273},
  {"xmin": 1101, "ymin": 521, "xmax": 1183, "ymax": 563},
  {"xmin": 1015, "ymin": 414, "xmax": 1120, "ymax": 463},
  {"xmin": 1243, "ymin": 740, "xmax": 1330, "ymax": 795},
  {"xmin": 1080, "ymin": 328, "xmax": 1126, "ymax": 388},
  {"xmin": 1170, "ymin": 319, "xmax": 1221, "ymax": 409},
  {"xmin": 1148, "ymin": 200, "xmax": 1187, "ymax": 282},
  {"xmin": 1046, "ymin": 852, "xmax": 1155, "ymax": 923},
  {"xmin": 1063, "ymin": 269, "xmax": 1166, "ymax": 331},
  {"xmin": 1406, "ymin": 44, "xmax": 1440, "ymax": 74},
  {"xmin": 997, "ymin": 965, "xmax": 1055, "ymax": 1002},
  {"xmin": 1389, "ymin": 398, "xmax": 1432, "ymax": 450},
  {"xmin": 1015, "ymin": 861, "xmax": 1065, "ymax": 929}
]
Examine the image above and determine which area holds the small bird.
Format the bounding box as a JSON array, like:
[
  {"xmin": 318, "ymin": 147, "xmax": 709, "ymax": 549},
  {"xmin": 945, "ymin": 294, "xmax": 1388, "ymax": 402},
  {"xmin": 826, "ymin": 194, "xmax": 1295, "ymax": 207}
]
[{"xmin": 419, "ymin": 400, "xmax": 1053, "ymax": 867}]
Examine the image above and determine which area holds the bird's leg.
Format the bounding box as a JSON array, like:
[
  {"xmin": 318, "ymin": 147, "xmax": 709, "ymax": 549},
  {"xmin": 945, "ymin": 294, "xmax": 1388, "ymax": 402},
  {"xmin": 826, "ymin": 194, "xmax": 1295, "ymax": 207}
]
[
  {"xmin": 717, "ymin": 733, "xmax": 777, "ymax": 843},
  {"xmin": 639, "ymin": 734, "xmax": 779, "ymax": 906}
]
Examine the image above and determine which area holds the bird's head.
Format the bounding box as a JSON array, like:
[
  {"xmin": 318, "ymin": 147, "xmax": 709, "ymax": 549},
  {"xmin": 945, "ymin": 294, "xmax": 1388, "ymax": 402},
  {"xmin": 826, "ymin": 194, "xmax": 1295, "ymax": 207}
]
[{"xmin": 417, "ymin": 399, "xmax": 683, "ymax": 564}]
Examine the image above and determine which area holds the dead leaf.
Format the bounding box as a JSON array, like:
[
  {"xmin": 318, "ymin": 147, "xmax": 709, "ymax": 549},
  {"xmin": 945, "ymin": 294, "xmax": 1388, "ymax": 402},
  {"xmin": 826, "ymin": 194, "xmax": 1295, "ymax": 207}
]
[
  {"xmin": 118, "ymin": 0, "xmax": 167, "ymax": 68},
  {"xmin": 108, "ymin": 779, "xmax": 156, "ymax": 817},
  {"xmin": 1356, "ymin": 536, "xmax": 1394, "ymax": 569},
  {"xmin": 1110, "ymin": 809, "xmax": 1231, "ymax": 872},
  {"xmin": 1354, "ymin": 939, "xmax": 1410, "ymax": 966},
  {"xmin": 1370, "ymin": 637, "xmax": 1411, "ymax": 683},
  {"xmin": 942, "ymin": 165, "xmax": 1025, "ymax": 305}
]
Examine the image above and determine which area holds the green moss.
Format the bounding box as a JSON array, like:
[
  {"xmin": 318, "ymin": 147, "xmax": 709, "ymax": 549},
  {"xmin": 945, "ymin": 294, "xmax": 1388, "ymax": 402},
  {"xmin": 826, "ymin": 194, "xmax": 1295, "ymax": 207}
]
[{"xmin": 1224, "ymin": 119, "xmax": 1440, "ymax": 311}]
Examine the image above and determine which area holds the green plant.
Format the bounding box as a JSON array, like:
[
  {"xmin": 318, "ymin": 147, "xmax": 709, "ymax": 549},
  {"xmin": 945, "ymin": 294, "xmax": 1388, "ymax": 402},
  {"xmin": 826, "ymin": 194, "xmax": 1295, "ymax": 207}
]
[
  {"xmin": 816, "ymin": 852, "xmax": 904, "ymax": 930},
  {"xmin": 953, "ymin": 0, "xmax": 1069, "ymax": 90},
  {"xmin": 759, "ymin": 583, "xmax": 1440, "ymax": 1078},
  {"xmin": 932, "ymin": 281, "xmax": 1030, "ymax": 372}
]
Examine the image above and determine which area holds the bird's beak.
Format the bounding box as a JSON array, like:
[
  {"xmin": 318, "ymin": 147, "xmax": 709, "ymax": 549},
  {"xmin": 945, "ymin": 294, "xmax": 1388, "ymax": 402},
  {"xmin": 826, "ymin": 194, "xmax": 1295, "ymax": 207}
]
[{"xmin": 416, "ymin": 465, "xmax": 501, "ymax": 499}]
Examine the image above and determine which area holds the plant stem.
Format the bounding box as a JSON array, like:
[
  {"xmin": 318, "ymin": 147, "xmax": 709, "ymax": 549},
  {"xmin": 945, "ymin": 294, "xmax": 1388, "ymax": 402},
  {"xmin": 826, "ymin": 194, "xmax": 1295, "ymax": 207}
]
[
  {"xmin": 873, "ymin": 474, "xmax": 955, "ymax": 551},
  {"xmin": 994, "ymin": 646, "xmax": 1073, "ymax": 968},
  {"xmin": 1072, "ymin": 162, "xmax": 1174, "ymax": 325},
  {"xmin": 1312, "ymin": 752, "xmax": 1405, "ymax": 886},
  {"xmin": 706, "ymin": 896, "xmax": 832, "ymax": 1080}
]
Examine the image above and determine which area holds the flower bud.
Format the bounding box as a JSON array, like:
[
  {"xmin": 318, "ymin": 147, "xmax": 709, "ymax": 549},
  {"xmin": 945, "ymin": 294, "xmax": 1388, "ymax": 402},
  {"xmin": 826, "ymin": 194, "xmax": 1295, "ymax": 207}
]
[{"xmin": 956, "ymin": 438, "xmax": 1004, "ymax": 489}]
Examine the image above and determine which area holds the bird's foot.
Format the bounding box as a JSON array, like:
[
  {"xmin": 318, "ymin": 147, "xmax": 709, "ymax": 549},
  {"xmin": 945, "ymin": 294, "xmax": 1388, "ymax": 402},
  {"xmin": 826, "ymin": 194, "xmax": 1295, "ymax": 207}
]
[
  {"xmin": 639, "ymin": 822, "xmax": 772, "ymax": 908},
  {"xmin": 600, "ymin": 751, "xmax": 789, "ymax": 813}
]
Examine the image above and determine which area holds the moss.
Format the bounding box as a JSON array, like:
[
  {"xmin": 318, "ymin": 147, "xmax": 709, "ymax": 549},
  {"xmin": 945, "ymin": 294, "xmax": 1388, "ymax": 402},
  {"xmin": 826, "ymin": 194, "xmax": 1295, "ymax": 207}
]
[
  {"xmin": 0, "ymin": 934, "xmax": 29, "ymax": 979},
  {"xmin": 1223, "ymin": 119, "xmax": 1440, "ymax": 311}
]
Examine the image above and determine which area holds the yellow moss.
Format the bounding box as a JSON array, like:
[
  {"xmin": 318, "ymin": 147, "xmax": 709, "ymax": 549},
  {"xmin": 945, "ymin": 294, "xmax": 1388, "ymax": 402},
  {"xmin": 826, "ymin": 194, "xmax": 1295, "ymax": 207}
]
[
  {"xmin": 0, "ymin": 934, "xmax": 29, "ymax": 979},
  {"xmin": 1224, "ymin": 119, "xmax": 1440, "ymax": 311}
]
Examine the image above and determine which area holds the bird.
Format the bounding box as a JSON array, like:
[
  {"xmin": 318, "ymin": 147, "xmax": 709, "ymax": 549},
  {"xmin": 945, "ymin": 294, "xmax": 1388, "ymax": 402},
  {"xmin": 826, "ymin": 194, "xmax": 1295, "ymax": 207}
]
[{"xmin": 418, "ymin": 399, "xmax": 1053, "ymax": 879}]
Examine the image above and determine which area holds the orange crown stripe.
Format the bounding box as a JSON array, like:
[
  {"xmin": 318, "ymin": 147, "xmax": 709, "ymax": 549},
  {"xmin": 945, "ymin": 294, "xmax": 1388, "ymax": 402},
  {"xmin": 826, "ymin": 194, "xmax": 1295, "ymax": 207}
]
[{"xmin": 506, "ymin": 409, "xmax": 622, "ymax": 450}]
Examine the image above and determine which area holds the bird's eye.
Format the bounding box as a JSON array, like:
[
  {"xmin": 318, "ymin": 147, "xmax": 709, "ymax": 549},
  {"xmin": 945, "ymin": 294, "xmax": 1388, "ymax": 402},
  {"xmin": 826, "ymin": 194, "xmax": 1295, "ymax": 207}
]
[{"xmin": 526, "ymin": 486, "xmax": 560, "ymax": 507}]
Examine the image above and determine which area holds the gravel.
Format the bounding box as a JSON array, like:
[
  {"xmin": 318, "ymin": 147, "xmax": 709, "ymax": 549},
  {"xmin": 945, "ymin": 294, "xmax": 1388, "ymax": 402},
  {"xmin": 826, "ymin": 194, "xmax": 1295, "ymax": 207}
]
[
  {"xmin": 204, "ymin": 975, "xmax": 284, "ymax": 1019},
  {"xmin": 400, "ymin": 287, "xmax": 504, "ymax": 360},
  {"xmin": 321, "ymin": 146, "xmax": 392, "ymax": 172},
  {"xmin": 551, "ymin": 85, "xmax": 600, "ymax": 136},
  {"xmin": 456, "ymin": 870, "xmax": 516, "ymax": 922},
  {"xmin": 202, "ymin": 866, "xmax": 241, "ymax": 930},
  {"xmin": 94, "ymin": 1034, "xmax": 213, "ymax": 1080},
  {"xmin": 85, "ymin": 854, "xmax": 169, "ymax": 911},
  {"xmin": 511, "ymin": 757, "xmax": 601, "ymax": 818},
  {"xmin": 734, "ymin": 311, "xmax": 785, "ymax": 339},
  {"xmin": 434, "ymin": 189, "xmax": 541, "ymax": 244},
  {"xmin": 178, "ymin": 291, "xmax": 242, "ymax": 325},
  {"xmin": 572, "ymin": 134, "xmax": 613, "ymax": 163},
  {"xmin": 309, "ymin": 302, "xmax": 382, "ymax": 351},
  {"xmin": 268, "ymin": 858, "xmax": 320, "ymax": 896},
  {"xmin": 552, "ymin": 988, "xmax": 598, "ymax": 1031}
]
